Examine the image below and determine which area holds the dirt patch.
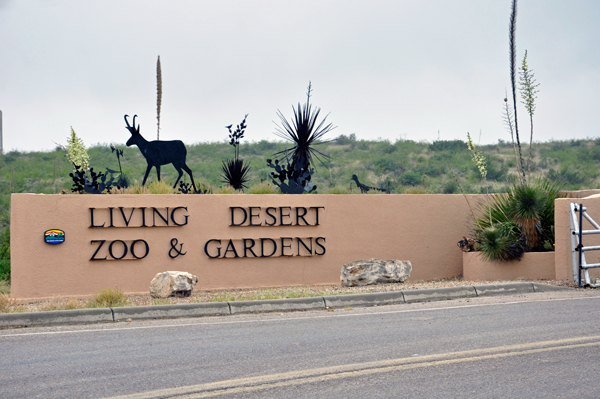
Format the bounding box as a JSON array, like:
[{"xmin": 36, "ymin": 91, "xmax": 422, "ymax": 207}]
[{"xmin": 6, "ymin": 276, "xmax": 580, "ymax": 314}]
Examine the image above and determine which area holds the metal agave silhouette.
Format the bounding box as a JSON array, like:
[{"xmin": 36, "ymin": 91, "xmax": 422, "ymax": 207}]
[
  {"xmin": 273, "ymin": 82, "xmax": 335, "ymax": 172},
  {"xmin": 221, "ymin": 158, "xmax": 251, "ymax": 190}
]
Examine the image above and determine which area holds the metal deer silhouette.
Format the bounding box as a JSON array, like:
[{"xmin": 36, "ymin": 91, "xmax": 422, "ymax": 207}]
[{"xmin": 124, "ymin": 114, "xmax": 196, "ymax": 191}]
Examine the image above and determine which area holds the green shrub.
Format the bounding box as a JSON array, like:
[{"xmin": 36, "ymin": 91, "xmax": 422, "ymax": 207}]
[
  {"xmin": 123, "ymin": 181, "xmax": 177, "ymax": 194},
  {"xmin": 477, "ymin": 223, "xmax": 523, "ymax": 261},
  {"xmin": 473, "ymin": 178, "xmax": 563, "ymax": 260},
  {"xmin": 403, "ymin": 172, "xmax": 421, "ymax": 186},
  {"xmin": 88, "ymin": 287, "xmax": 127, "ymax": 308},
  {"xmin": 0, "ymin": 280, "xmax": 9, "ymax": 294},
  {"xmin": 321, "ymin": 186, "xmax": 361, "ymax": 194},
  {"xmin": 0, "ymin": 293, "xmax": 19, "ymax": 313},
  {"xmin": 0, "ymin": 227, "xmax": 10, "ymax": 281},
  {"xmin": 214, "ymin": 185, "xmax": 237, "ymax": 194},
  {"xmin": 247, "ymin": 181, "xmax": 280, "ymax": 194}
]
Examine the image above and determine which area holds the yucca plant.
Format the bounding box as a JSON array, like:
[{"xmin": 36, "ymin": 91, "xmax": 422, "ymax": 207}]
[
  {"xmin": 477, "ymin": 222, "xmax": 524, "ymax": 261},
  {"xmin": 472, "ymin": 178, "xmax": 563, "ymax": 260},
  {"xmin": 273, "ymin": 82, "xmax": 335, "ymax": 179},
  {"xmin": 506, "ymin": 182, "xmax": 547, "ymax": 250}
]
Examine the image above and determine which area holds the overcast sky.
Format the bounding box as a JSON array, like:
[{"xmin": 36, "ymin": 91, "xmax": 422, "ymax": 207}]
[{"xmin": 1, "ymin": 0, "xmax": 599, "ymax": 152}]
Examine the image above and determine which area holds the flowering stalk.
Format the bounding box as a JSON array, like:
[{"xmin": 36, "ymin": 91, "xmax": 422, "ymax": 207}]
[
  {"xmin": 156, "ymin": 55, "xmax": 162, "ymax": 140},
  {"xmin": 519, "ymin": 50, "xmax": 540, "ymax": 182},
  {"xmin": 503, "ymin": 91, "xmax": 520, "ymax": 175},
  {"xmin": 467, "ymin": 132, "xmax": 487, "ymax": 181},
  {"xmin": 467, "ymin": 132, "xmax": 492, "ymax": 223},
  {"xmin": 66, "ymin": 127, "xmax": 89, "ymax": 172}
]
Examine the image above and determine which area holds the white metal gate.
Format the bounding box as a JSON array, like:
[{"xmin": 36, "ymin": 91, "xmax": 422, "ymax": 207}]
[{"xmin": 570, "ymin": 203, "xmax": 600, "ymax": 287}]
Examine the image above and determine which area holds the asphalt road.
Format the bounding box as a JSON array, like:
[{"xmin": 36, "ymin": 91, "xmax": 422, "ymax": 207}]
[{"xmin": 2, "ymin": 291, "xmax": 600, "ymax": 399}]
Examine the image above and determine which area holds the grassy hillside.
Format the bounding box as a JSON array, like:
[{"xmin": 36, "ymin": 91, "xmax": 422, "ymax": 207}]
[
  {"xmin": 1, "ymin": 136, "xmax": 599, "ymax": 196},
  {"xmin": 1, "ymin": 135, "xmax": 599, "ymax": 226}
]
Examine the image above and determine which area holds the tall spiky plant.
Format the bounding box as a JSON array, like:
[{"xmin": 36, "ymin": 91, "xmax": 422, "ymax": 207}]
[
  {"xmin": 273, "ymin": 82, "xmax": 336, "ymax": 176},
  {"xmin": 520, "ymin": 50, "xmax": 540, "ymax": 181},
  {"xmin": 507, "ymin": 183, "xmax": 547, "ymax": 250},
  {"xmin": 509, "ymin": 0, "xmax": 526, "ymax": 183},
  {"xmin": 156, "ymin": 55, "xmax": 162, "ymax": 140}
]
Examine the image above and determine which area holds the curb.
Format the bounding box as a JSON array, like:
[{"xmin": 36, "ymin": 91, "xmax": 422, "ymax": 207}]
[
  {"xmin": 402, "ymin": 286, "xmax": 477, "ymax": 303},
  {"xmin": 112, "ymin": 302, "xmax": 230, "ymax": 321},
  {"xmin": 0, "ymin": 283, "xmax": 573, "ymax": 328},
  {"xmin": 323, "ymin": 291, "xmax": 405, "ymax": 308},
  {"xmin": 473, "ymin": 282, "xmax": 535, "ymax": 297},
  {"xmin": 229, "ymin": 297, "xmax": 326, "ymax": 315},
  {"xmin": 0, "ymin": 308, "xmax": 113, "ymax": 329}
]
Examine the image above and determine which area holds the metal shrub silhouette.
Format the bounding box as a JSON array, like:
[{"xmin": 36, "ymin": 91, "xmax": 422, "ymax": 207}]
[
  {"xmin": 70, "ymin": 166, "xmax": 121, "ymax": 194},
  {"xmin": 124, "ymin": 114, "xmax": 196, "ymax": 191},
  {"xmin": 178, "ymin": 181, "xmax": 211, "ymax": 194},
  {"xmin": 221, "ymin": 114, "xmax": 251, "ymax": 191},
  {"xmin": 110, "ymin": 144, "xmax": 129, "ymax": 188}
]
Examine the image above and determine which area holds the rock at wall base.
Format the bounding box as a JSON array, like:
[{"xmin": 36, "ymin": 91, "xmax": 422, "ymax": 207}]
[
  {"xmin": 341, "ymin": 259, "xmax": 412, "ymax": 287},
  {"xmin": 150, "ymin": 271, "xmax": 199, "ymax": 298}
]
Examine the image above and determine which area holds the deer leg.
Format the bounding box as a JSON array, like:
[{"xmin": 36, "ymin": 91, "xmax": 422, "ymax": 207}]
[
  {"xmin": 182, "ymin": 164, "xmax": 196, "ymax": 192},
  {"xmin": 142, "ymin": 165, "xmax": 152, "ymax": 186},
  {"xmin": 172, "ymin": 165, "xmax": 184, "ymax": 189}
]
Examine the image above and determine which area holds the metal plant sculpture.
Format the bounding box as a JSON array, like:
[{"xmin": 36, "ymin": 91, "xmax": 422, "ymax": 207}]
[
  {"xmin": 222, "ymin": 159, "xmax": 251, "ymax": 190},
  {"xmin": 273, "ymin": 82, "xmax": 335, "ymax": 182},
  {"xmin": 110, "ymin": 144, "xmax": 129, "ymax": 188},
  {"xmin": 70, "ymin": 166, "xmax": 121, "ymax": 194},
  {"xmin": 351, "ymin": 174, "xmax": 386, "ymax": 193},
  {"xmin": 221, "ymin": 114, "xmax": 251, "ymax": 190},
  {"xmin": 178, "ymin": 181, "xmax": 211, "ymax": 194},
  {"xmin": 124, "ymin": 114, "xmax": 196, "ymax": 191},
  {"xmin": 227, "ymin": 114, "xmax": 247, "ymax": 160},
  {"xmin": 267, "ymin": 156, "xmax": 316, "ymax": 194}
]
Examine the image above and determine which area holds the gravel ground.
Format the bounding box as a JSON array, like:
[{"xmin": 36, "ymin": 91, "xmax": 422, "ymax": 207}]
[{"xmin": 3, "ymin": 276, "xmax": 583, "ymax": 313}]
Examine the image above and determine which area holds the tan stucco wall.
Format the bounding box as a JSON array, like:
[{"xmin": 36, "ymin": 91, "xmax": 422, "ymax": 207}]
[
  {"xmin": 463, "ymin": 251, "xmax": 555, "ymax": 281},
  {"xmin": 555, "ymin": 197, "xmax": 600, "ymax": 282},
  {"xmin": 11, "ymin": 193, "xmax": 481, "ymax": 299}
]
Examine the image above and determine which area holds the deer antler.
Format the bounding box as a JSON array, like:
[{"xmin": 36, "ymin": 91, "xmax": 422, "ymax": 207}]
[{"xmin": 124, "ymin": 114, "xmax": 139, "ymax": 135}]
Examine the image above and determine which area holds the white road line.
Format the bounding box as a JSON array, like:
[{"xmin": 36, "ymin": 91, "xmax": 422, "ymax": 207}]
[{"xmin": 105, "ymin": 336, "xmax": 600, "ymax": 398}]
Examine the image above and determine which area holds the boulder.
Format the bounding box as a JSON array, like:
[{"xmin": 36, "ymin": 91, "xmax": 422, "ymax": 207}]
[
  {"xmin": 341, "ymin": 259, "xmax": 412, "ymax": 287},
  {"xmin": 150, "ymin": 271, "xmax": 199, "ymax": 298}
]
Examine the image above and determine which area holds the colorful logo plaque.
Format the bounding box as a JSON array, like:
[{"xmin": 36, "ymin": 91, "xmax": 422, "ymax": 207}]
[{"xmin": 44, "ymin": 229, "xmax": 65, "ymax": 244}]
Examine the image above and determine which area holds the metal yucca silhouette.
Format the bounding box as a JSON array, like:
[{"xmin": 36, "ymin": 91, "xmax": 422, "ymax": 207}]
[
  {"xmin": 221, "ymin": 159, "xmax": 250, "ymax": 191},
  {"xmin": 273, "ymin": 82, "xmax": 336, "ymax": 173}
]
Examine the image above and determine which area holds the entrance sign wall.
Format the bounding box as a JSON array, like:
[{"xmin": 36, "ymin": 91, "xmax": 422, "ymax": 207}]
[{"xmin": 12, "ymin": 193, "xmax": 478, "ymax": 299}]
